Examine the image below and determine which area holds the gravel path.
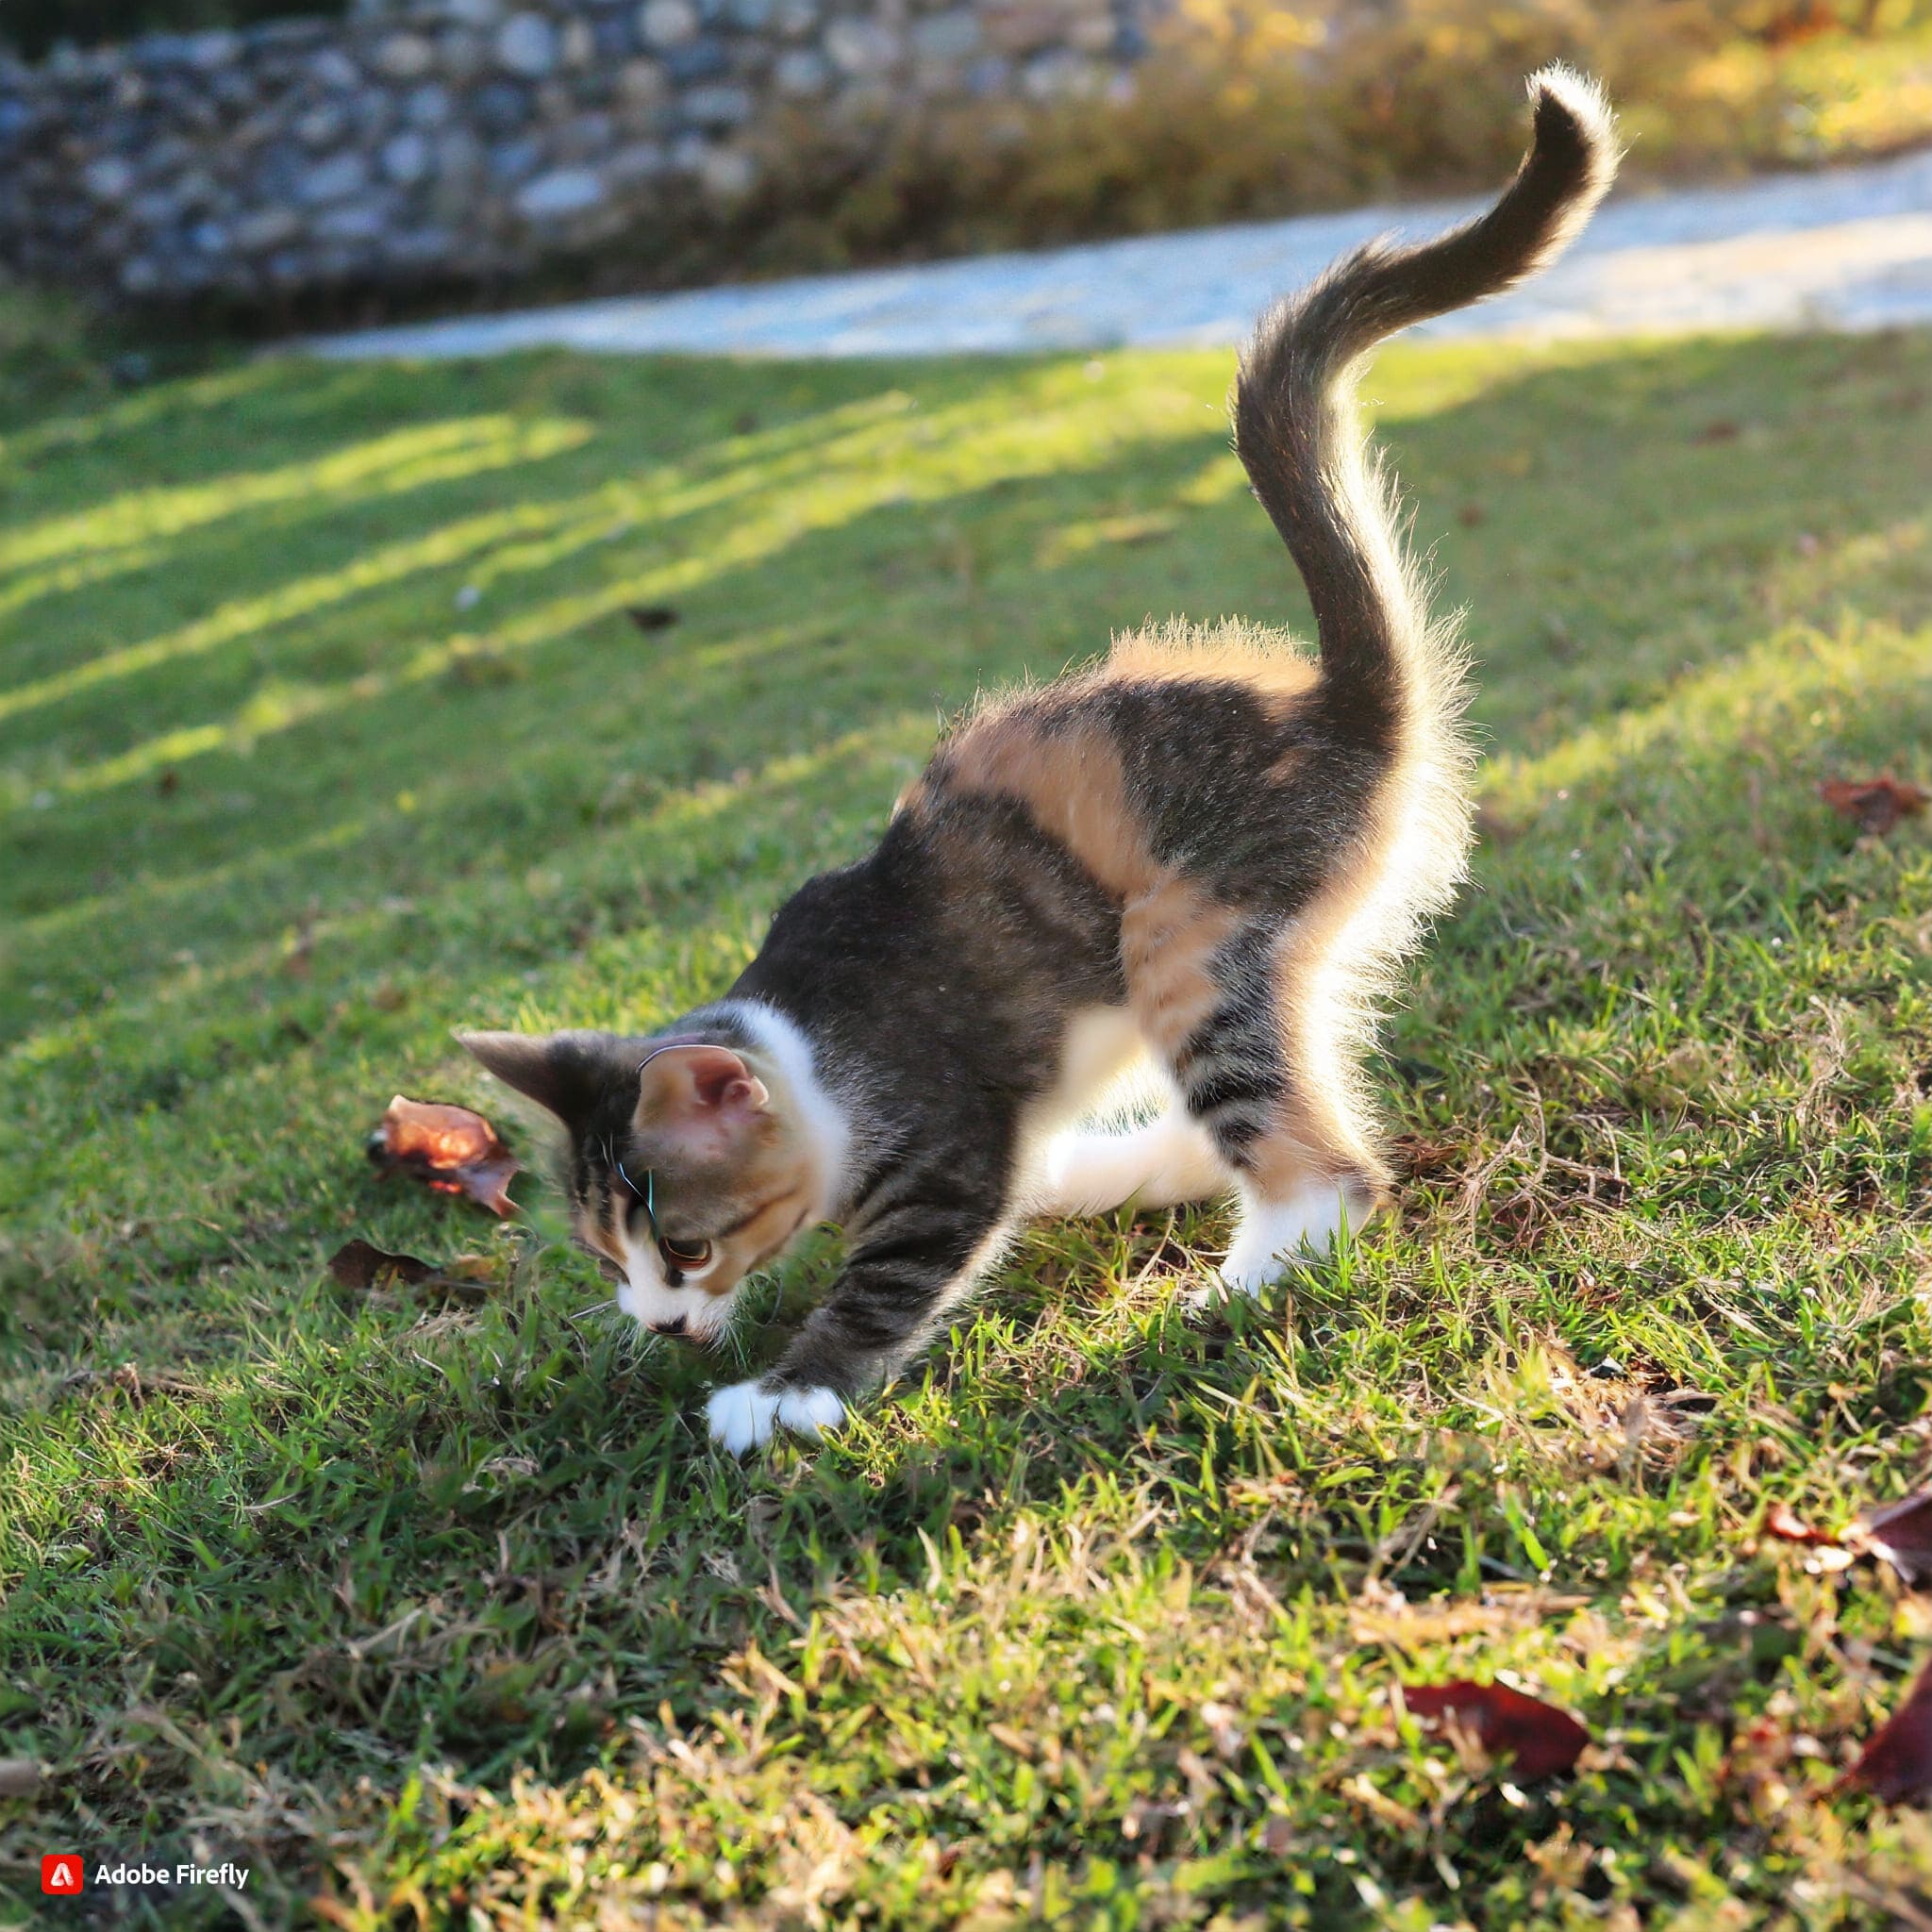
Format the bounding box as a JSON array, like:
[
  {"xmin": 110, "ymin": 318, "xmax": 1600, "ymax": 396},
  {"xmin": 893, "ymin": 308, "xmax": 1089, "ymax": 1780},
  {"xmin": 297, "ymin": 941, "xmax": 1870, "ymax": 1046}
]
[{"xmin": 310, "ymin": 145, "xmax": 1932, "ymax": 361}]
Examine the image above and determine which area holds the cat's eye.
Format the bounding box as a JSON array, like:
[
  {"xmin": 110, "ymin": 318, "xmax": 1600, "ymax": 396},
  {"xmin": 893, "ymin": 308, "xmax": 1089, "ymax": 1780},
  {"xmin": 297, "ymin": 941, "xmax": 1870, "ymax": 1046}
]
[{"xmin": 658, "ymin": 1235, "xmax": 712, "ymax": 1271}]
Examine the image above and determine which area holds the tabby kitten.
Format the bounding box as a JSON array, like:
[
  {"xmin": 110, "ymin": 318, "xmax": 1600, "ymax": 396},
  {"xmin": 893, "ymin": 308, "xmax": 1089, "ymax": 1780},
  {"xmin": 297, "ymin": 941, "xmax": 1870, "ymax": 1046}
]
[{"xmin": 461, "ymin": 70, "xmax": 1618, "ymax": 1453}]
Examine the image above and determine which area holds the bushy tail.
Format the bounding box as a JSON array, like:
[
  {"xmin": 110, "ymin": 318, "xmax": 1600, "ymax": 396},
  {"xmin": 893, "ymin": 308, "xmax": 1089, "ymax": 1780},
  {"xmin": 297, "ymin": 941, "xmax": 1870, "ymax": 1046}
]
[{"xmin": 1234, "ymin": 68, "xmax": 1618, "ymax": 749}]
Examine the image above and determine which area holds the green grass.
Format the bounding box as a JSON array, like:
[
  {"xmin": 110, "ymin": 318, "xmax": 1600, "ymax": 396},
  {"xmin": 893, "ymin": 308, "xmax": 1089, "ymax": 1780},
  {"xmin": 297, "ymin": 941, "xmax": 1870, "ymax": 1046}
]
[{"xmin": 1, "ymin": 310, "xmax": 1930, "ymax": 1929}]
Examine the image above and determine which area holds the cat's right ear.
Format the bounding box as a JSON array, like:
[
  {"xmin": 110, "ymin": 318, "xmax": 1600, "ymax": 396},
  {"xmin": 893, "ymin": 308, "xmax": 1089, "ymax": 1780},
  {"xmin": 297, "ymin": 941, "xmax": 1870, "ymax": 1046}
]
[{"xmin": 457, "ymin": 1030, "xmax": 595, "ymax": 1123}]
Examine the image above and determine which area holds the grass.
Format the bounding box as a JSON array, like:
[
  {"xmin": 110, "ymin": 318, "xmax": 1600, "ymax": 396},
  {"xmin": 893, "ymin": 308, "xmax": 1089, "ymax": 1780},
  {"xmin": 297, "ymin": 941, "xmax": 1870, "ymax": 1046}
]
[{"xmin": 0, "ymin": 302, "xmax": 1929, "ymax": 1929}]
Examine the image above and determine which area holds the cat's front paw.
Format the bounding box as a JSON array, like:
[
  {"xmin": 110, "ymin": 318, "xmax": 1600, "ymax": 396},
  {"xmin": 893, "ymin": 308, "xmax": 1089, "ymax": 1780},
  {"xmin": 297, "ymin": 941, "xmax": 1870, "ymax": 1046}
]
[{"xmin": 706, "ymin": 1378, "xmax": 846, "ymax": 1455}]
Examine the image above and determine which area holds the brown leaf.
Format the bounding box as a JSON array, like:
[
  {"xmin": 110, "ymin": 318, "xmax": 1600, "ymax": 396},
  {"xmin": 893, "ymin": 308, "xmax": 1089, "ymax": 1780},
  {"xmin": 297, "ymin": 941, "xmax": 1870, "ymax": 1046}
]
[
  {"xmin": 1855, "ymin": 1491, "xmax": 1932, "ymax": 1587},
  {"xmin": 326, "ymin": 1239, "xmax": 440, "ymax": 1291},
  {"xmin": 1764, "ymin": 1501, "xmax": 1840, "ymax": 1546},
  {"xmin": 1839, "ymin": 1657, "xmax": 1932, "ymax": 1803},
  {"xmin": 368, "ymin": 1094, "xmax": 519, "ymax": 1216},
  {"xmin": 625, "ymin": 605, "xmax": 680, "ymax": 632},
  {"xmin": 1403, "ymin": 1679, "xmax": 1591, "ymax": 1780},
  {"xmin": 1391, "ymin": 1133, "xmax": 1460, "ymax": 1179},
  {"xmin": 1819, "ymin": 775, "xmax": 1929, "ymax": 837},
  {"xmin": 1691, "ymin": 419, "xmax": 1741, "ymax": 443}
]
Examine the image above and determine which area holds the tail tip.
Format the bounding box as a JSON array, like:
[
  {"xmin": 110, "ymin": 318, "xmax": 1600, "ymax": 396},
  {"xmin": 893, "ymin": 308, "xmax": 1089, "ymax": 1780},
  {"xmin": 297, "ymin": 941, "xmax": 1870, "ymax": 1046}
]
[{"xmin": 1525, "ymin": 64, "xmax": 1621, "ymax": 184}]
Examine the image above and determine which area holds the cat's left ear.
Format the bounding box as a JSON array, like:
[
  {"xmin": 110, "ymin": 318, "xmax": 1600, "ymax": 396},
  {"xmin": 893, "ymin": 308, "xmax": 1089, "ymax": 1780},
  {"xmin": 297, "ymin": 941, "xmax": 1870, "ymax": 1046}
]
[
  {"xmin": 637, "ymin": 1044, "xmax": 770, "ymax": 1162},
  {"xmin": 458, "ymin": 1028, "xmax": 605, "ymax": 1123}
]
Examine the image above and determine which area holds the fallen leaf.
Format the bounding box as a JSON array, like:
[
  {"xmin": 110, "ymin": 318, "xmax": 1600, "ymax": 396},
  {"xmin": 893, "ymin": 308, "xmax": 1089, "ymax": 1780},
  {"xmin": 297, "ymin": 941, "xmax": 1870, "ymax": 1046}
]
[
  {"xmin": 625, "ymin": 605, "xmax": 680, "ymax": 632},
  {"xmin": 1764, "ymin": 1501, "xmax": 1840, "ymax": 1546},
  {"xmin": 1692, "ymin": 419, "xmax": 1740, "ymax": 443},
  {"xmin": 1403, "ymin": 1679, "xmax": 1591, "ymax": 1780},
  {"xmin": 1854, "ymin": 1491, "xmax": 1932, "ymax": 1587},
  {"xmin": 1839, "ymin": 1657, "xmax": 1932, "ymax": 1803},
  {"xmin": 0, "ymin": 1758, "xmax": 41, "ymax": 1796},
  {"xmin": 326, "ymin": 1239, "xmax": 440, "ymax": 1291},
  {"xmin": 368, "ymin": 1095, "xmax": 519, "ymax": 1215},
  {"xmin": 1391, "ymin": 1133, "xmax": 1460, "ymax": 1178},
  {"xmin": 1819, "ymin": 775, "xmax": 1929, "ymax": 837}
]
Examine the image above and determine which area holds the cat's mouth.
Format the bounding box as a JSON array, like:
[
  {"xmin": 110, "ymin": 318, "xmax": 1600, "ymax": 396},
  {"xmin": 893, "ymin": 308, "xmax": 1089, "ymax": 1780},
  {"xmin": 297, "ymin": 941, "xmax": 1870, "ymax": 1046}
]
[{"xmin": 615, "ymin": 1272, "xmax": 739, "ymax": 1346}]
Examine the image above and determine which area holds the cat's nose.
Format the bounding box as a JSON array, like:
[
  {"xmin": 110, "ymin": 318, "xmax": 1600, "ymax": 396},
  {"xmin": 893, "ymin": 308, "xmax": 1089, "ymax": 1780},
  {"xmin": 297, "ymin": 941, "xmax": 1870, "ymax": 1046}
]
[{"xmin": 651, "ymin": 1316, "xmax": 686, "ymax": 1338}]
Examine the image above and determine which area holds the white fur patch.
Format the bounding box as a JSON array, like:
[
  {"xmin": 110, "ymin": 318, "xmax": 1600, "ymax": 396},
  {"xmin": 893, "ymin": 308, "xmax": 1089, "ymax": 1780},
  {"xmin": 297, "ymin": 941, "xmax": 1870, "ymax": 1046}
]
[
  {"xmin": 707, "ymin": 1379, "xmax": 846, "ymax": 1454},
  {"xmin": 1215, "ymin": 1182, "xmax": 1358, "ymax": 1296},
  {"xmin": 731, "ymin": 999, "xmax": 851, "ymax": 1222},
  {"xmin": 1034, "ymin": 1110, "xmax": 1229, "ymax": 1218},
  {"xmin": 614, "ymin": 1231, "xmax": 731, "ymax": 1341}
]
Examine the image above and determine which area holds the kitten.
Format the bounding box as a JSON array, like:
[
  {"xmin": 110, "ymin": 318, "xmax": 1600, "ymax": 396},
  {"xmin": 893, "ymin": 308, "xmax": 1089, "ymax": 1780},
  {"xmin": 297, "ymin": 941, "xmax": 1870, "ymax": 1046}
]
[{"xmin": 460, "ymin": 70, "xmax": 1618, "ymax": 1454}]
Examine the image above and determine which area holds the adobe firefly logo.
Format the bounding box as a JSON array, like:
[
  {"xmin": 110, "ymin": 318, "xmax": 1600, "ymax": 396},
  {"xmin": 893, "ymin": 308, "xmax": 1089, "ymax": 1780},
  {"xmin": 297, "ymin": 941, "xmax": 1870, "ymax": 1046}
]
[{"xmin": 42, "ymin": 1854, "xmax": 85, "ymax": 1895}]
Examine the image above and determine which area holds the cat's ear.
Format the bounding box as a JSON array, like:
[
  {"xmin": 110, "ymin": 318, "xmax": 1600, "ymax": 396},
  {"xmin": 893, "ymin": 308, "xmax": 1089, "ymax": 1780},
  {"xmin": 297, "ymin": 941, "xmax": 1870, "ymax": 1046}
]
[
  {"xmin": 457, "ymin": 1029, "xmax": 604, "ymax": 1123},
  {"xmin": 637, "ymin": 1044, "xmax": 770, "ymax": 1161}
]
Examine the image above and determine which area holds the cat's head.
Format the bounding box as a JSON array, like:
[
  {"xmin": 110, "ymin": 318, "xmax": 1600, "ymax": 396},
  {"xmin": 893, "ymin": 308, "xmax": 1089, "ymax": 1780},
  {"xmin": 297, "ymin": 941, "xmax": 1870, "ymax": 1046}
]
[{"xmin": 458, "ymin": 1028, "xmax": 817, "ymax": 1343}]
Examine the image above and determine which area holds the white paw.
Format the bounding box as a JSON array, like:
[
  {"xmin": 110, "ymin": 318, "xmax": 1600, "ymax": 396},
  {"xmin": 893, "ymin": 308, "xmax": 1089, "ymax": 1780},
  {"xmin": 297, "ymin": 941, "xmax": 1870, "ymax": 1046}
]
[
  {"xmin": 1213, "ymin": 1183, "xmax": 1357, "ymax": 1297},
  {"xmin": 706, "ymin": 1379, "xmax": 845, "ymax": 1455},
  {"xmin": 775, "ymin": 1385, "xmax": 845, "ymax": 1437}
]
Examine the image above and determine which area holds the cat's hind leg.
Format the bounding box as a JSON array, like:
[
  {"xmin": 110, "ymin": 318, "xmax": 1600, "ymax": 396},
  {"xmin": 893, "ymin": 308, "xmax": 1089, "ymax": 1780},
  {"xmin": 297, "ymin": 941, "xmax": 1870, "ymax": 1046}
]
[
  {"xmin": 1124, "ymin": 883, "xmax": 1387, "ymax": 1297},
  {"xmin": 1030, "ymin": 1108, "xmax": 1229, "ymax": 1219}
]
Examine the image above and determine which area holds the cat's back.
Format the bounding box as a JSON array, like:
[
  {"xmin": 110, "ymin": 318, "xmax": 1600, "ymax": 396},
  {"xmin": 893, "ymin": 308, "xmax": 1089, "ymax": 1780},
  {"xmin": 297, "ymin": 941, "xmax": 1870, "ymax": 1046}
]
[{"xmin": 906, "ymin": 619, "xmax": 1323, "ymax": 902}]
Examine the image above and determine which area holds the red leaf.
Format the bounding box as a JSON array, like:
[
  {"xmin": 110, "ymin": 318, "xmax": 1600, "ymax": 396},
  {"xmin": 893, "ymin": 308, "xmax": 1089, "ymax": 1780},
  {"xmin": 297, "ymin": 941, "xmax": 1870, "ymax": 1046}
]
[
  {"xmin": 1402, "ymin": 1680, "xmax": 1590, "ymax": 1780},
  {"xmin": 1818, "ymin": 775, "xmax": 1929, "ymax": 837},
  {"xmin": 1764, "ymin": 1501, "xmax": 1840, "ymax": 1546},
  {"xmin": 1840, "ymin": 1657, "xmax": 1932, "ymax": 1804},
  {"xmin": 1857, "ymin": 1491, "xmax": 1932, "ymax": 1587},
  {"xmin": 326, "ymin": 1239, "xmax": 439, "ymax": 1291},
  {"xmin": 368, "ymin": 1095, "xmax": 519, "ymax": 1216}
]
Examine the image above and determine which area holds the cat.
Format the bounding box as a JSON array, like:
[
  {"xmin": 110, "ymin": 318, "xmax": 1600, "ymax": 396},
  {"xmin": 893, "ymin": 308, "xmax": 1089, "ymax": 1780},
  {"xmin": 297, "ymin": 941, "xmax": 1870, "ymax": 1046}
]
[{"xmin": 459, "ymin": 69, "xmax": 1618, "ymax": 1454}]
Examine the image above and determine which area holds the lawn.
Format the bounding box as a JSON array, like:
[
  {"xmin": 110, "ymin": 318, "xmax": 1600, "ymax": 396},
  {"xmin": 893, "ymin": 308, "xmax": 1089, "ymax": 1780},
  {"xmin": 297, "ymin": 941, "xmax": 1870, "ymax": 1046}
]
[{"xmin": 1, "ymin": 308, "xmax": 1930, "ymax": 1929}]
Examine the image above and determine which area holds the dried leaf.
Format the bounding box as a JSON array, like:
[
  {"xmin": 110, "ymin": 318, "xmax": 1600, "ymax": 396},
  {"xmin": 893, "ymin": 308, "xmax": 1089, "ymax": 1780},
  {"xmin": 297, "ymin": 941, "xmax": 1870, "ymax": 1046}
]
[
  {"xmin": 368, "ymin": 1095, "xmax": 519, "ymax": 1216},
  {"xmin": 1764, "ymin": 1501, "xmax": 1840, "ymax": 1546},
  {"xmin": 1839, "ymin": 1657, "xmax": 1932, "ymax": 1803},
  {"xmin": 625, "ymin": 605, "xmax": 680, "ymax": 632},
  {"xmin": 1819, "ymin": 775, "xmax": 1929, "ymax": 837},
  {"xmin": 1403, "ymin": 1679, "xmax": 1591, "ymax": 1781},
  {"xmin": 1855, "ymin": 1491, "xmax": 1932, "ymax": 1587},
  {"xmin": 1691, "ymin": 419, "xmax": 1741, "ymax": 443},
  {"xmin": 326, "ymin": 1239, "xmax": 439, "ymax": 1291},
  {"xmin": 1391, "ymin": 1133, "xmax": 1460, "ymax": 1179}
]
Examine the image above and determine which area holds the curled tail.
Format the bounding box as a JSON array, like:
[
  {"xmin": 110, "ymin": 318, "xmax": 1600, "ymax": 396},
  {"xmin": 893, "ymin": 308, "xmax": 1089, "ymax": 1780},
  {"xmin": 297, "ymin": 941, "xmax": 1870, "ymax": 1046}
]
[{"xmin": 1234, "ymin": 67, "xmax": 1618, "ymax": 749}]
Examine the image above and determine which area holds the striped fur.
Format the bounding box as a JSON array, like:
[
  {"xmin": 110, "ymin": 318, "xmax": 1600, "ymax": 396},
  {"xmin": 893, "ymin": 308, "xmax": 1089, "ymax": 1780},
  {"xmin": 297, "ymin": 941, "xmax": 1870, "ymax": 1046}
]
[{"xmin": 462, "ymin": 71, "xmax": 1620, "ymax": 1451}]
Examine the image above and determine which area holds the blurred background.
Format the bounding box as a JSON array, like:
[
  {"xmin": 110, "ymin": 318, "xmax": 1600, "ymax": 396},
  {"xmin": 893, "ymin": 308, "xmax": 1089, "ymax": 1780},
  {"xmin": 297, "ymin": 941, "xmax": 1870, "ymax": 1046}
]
[{"xmin": 2, "ymin": 0, "xmax": 1930, "ymax": 323}]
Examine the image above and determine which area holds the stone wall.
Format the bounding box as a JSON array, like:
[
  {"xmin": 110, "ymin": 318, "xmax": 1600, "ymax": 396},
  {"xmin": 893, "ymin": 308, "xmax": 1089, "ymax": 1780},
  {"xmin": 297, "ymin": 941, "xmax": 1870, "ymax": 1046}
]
[{"xmin": 0, "ymin": 0, "xmax": 1152, "ymax": 303}]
